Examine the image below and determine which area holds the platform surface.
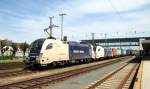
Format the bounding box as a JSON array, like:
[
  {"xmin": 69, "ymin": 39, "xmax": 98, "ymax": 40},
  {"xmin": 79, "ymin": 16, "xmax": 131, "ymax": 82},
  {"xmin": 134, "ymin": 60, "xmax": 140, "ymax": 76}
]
[{"xmin": 141, "ymin": 56, "xmax": 150, "ymax": 89}]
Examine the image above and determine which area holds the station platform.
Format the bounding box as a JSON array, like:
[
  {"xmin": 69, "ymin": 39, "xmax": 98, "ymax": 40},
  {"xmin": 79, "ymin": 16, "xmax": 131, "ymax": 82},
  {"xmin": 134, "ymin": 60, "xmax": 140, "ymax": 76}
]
[{"xmin": 134, "ymin": 56, "xmax": 150, "ymax": 89}]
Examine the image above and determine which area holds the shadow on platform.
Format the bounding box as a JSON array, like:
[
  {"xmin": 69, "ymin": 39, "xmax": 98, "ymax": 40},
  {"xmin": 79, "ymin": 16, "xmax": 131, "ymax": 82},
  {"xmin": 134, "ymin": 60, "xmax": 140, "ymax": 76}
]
[{"xmin": 142, "ymin": 55, "xmax": 150, "ymax": 60}]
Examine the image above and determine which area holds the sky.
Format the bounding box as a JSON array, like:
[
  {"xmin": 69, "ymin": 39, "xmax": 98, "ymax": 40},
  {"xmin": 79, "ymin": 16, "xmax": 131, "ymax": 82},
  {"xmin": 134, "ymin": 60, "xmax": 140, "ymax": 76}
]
[{"xmin": 0, "ymin": 0, "xmax": 150, "ymax": 43}]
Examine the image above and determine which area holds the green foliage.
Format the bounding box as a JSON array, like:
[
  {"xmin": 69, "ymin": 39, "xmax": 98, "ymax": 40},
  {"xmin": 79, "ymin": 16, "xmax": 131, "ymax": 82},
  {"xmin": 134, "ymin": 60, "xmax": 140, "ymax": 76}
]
[
  {"xmin": 20, "ymin": 42, "xmax": 29, "ymax": 55},
  {"xmin": 12, "ymin": 43, "xmax": 17, "ymax": 56},
  {"xmin": 12, "ymin": 42, "xmax": 29, "ymax": 56}
]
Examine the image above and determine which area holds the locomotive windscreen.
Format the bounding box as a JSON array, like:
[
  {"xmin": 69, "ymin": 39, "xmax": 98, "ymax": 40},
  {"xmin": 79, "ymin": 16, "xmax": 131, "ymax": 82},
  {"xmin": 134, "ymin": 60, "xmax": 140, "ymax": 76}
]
[{"xmin": 30, "ymin": 39, "xmax": 45, "ymax": 53}]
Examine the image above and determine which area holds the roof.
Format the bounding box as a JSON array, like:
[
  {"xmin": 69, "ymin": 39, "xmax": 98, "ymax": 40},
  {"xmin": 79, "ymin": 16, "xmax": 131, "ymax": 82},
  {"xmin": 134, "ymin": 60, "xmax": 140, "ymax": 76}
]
[{"xmin": 142, "ymin": 40, "xmax": 150, "ymax": 50}]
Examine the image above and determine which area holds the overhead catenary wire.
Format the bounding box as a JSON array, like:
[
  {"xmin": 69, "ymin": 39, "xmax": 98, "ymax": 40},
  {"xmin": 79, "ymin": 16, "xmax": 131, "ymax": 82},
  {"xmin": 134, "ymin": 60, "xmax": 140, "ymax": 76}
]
[{"xmin": 106, "ymin": 0, "xmax": 136, "ymax": 38}]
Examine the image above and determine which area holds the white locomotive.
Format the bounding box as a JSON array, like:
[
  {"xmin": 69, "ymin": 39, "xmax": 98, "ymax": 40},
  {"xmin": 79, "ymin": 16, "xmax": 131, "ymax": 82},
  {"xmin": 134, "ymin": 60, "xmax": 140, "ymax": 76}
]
[{"xmin": 26, "ymin": 38, "xmax": 94, "ymax": 66}]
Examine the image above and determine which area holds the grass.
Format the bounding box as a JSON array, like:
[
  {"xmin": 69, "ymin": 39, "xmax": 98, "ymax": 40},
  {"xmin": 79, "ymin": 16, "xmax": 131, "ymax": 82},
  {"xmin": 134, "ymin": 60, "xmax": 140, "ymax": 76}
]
[
  {"xmin": 0, "ymin": 56, "xmax": 12, "ymax": 60},
  {"xmin": 0, "ymin": 56, "xmax": 23, "ymax": 64}
]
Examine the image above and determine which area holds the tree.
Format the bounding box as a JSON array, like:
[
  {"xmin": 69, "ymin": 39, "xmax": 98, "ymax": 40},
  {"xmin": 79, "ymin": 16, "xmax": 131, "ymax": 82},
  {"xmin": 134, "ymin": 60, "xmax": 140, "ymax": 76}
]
[
  {"xmin": 1, "ymin": 40, "xmax": 6, "ymax": 55},
  {"xmin": 12, "ymin": 43, "xmax": 17, "ymax": 56},
  {"xmin": 21, "ymin": 42, "xmax": 29, "ymax": 56}
]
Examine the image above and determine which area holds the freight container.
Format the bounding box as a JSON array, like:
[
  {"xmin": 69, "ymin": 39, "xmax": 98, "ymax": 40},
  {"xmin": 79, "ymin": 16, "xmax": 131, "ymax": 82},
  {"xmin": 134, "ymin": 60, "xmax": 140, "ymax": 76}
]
[
  {"xmin": 104, "ymin": 48, "xmax": 112, "ymax": 57},
  {"xmin": 112, "ymin": 48, "xmax": 117, "ymax": 57},
  {"xmin": 123, "ymin": 49, "xmax": 127, "ymax": 55},
  {"xmin": 126, "ymin": 49, "xmax": 132, "ymax": 55},
  {"xmin": 120, "ymin": 49, "xmax": 124, "ymax": 56},
  {"xmin": 116, "ymin": 48, "xmax": 121, "ymax": 56}
]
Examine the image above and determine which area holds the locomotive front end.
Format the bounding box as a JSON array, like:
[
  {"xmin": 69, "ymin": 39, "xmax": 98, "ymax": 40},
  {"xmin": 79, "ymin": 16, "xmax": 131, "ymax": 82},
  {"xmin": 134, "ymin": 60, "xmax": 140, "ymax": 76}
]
[{"xmin": 27, "ymin": 39, "xmax": 45, "ymax": 66}]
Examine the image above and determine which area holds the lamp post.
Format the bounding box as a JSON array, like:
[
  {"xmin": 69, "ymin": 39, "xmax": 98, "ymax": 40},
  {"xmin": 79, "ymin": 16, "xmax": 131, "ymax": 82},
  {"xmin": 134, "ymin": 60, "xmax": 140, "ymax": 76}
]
[
  {"xmin": 104, "ymin": 33, "xmax": 107, "ymax": 47},
  {"xmin": 59, "ymin": 13, "xmax": 67, "ymax": 41}
]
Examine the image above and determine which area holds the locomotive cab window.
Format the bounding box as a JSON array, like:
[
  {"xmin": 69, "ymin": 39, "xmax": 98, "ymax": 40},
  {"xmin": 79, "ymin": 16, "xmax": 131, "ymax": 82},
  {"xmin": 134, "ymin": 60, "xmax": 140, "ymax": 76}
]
[{"xmin": 46, "ymin": 43, "xmax": 53, "ymax": 49}]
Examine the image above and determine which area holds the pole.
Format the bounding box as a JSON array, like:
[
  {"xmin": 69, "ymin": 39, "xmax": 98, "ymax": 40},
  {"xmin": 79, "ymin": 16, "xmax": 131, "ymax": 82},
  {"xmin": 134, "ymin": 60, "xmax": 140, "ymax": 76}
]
[
  {"xmin": 49, "ymin": 17, "xmax": 53, "ymax": 37},
  {"xmin": 59, "ymin": 13, "xmax": 67, "ymax": 41},
  {"xmin": 91, "ymin": 33, "xmax": 96, "ymax": 51},
  {"xmin": 91, "ymin": 33, "xmax": 95, "ymax": 40},
  {"xmin": 117, "ymin": 32, "xmax": 121, "ymax": 49},
  {"xmin": 104, "ymin": 33, "xmax": 107, "ymax": 47},
  {"xmin": 134, "ymin": 30, "xmax": 137, "ymax": 37}
]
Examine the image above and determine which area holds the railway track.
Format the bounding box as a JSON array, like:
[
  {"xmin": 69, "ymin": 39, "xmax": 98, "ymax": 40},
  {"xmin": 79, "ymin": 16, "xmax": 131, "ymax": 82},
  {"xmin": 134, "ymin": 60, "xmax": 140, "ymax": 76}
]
[
  {"xmin": 0, "ymin": 56, "xmax": 134, "ymax": 89},
  {"xmin": 0, "ymin": 56, "xmax": 130, "ymax": 78},
  {"xmin": 0, "ymin": 69, "xmax": 35, "ymax": 78},
  {"xmin": 85, "ymin": 60, "xmax": 139, "ymax": 89},
  {"xmin": 0, "ymin": 62, "xmax": 25, "ymax": 70}
]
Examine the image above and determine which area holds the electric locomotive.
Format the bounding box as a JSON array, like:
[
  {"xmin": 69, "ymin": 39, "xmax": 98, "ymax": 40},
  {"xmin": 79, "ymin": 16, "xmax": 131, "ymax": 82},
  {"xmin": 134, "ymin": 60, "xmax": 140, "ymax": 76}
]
[{"xmin": 26, "ymin": 38, "xmax": 93, "ymax": 67}]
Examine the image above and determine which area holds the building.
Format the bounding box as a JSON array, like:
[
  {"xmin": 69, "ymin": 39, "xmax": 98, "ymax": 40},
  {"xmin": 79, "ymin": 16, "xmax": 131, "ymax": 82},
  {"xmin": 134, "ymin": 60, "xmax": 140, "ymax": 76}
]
[
  {"xmin": 0, "ymin": 39, "xmax": 13, "ymax": 47},
  {"xmin": 0, "ymin": 39, "xmax": 29, "ymax": 56}
]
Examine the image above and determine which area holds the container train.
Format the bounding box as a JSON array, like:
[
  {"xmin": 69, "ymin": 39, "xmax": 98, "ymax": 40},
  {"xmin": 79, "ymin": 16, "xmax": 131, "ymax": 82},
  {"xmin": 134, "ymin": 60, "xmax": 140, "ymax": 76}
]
[{"xmin": 25, "ymin": 38, "xmax": 133, "ymax": 67}]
